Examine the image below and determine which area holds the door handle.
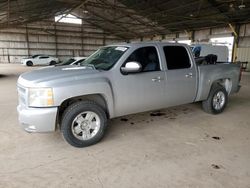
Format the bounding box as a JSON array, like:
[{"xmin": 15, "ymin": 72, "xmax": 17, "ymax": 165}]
[
  {"xmin": 152, "ymin": 76, "xmax": 163, "ymax": 82},
  {"xmin": 185, "ymin": 73, "xmax": 193, "ymax": 78}
]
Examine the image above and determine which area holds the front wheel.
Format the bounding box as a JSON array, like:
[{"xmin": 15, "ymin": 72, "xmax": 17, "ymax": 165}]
[
  {"xmin": 202, "ymin": 84, "xmax": 228, "ymax": 114},
  {"xmin": 61, "ymin": 101, "xmax": 107, "ymax": 147},
  {"xmin": 26, "ymin": 61, "xmax": 33, "ymax": 66}
]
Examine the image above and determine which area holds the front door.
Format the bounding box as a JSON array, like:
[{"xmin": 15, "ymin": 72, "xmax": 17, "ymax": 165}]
[{"xmin": 113, "ymin": 46, "xmax": 167, "ymax": 116}]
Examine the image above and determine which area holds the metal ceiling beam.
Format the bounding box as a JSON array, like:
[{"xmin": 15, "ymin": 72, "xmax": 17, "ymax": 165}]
[
  {"xmin": 55, "ymin": 0, "xmax": 89, "ymax": 23},
  {"xmin": 206, "ymin": 0, "xmax": 230, "ymax": 21},
  {"xmin": 83, "ymin": 5, "xmax": 141, "ymax": 38},
  {"xmin": 71, "ymin": 12, "xmax": 129, "ymax": 40},
  {"xmin": 97, "ymin": 0, "xmax": 165, "ymax": 35}
]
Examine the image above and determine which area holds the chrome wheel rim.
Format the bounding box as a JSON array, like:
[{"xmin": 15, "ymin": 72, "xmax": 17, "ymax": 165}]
[
  {"xmin": 212, "ymin": 91, "xmax": 225, "ymax": 110},
  {"xmin": 71, "ymin": 111, "xmax": 101, "ymax": 141}
]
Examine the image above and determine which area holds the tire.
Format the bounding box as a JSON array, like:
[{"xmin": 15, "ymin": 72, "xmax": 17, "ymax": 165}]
[
  {"xmin": 26, "ymin": 61, "xmax": 33, "ymax": 66},
  {"xmin": 202, "ymin": 84, "xmax": 228, "ymax": 114},
  {"xmin": 49, "ymin": 61, "xmax": 56, "ymax": 65},
  {"xmin": 61, "ymin": 101, "xmax": 107, "ymax": 147}
]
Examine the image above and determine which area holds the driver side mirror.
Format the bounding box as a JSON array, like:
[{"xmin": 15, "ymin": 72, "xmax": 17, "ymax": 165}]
[{"xmin": 121, "ymin": 61, "xmax": 142, "ymax": 74}]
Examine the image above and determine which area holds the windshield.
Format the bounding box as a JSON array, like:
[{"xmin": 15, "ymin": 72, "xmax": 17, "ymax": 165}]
[
  {"xmin": 56, "ymin": 58, "xmax": 75, "ymax": 66},
  {"xmin": 72, "ymin": 58, "xmax": 86, "ymax": 65},
  {"xmin": 80, "ymin": 46, "xmax": 128, "ymax": 70},
  {"xmin": 31, "ymin": 55, "xmax": 40, "ymax": 58},
  {"xmin": 61, "ymin": 58, "xmax": 76, "ymax": 65}
]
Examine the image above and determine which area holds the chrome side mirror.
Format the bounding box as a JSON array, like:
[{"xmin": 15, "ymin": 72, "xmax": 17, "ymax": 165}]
[{"xmin": 121, "ymin": 61, "xmax": 142, "ymax": 74}]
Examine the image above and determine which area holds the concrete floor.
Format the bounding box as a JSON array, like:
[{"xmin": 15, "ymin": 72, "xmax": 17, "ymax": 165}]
[{"xmin": 0, "ymin": 64, "xmax": 250, "ymax": 188}]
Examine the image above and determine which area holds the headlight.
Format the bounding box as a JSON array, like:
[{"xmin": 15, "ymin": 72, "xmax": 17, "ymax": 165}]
[{"xmin": 28, "ymin": 88, "xmax": 54, "ymax": 107}]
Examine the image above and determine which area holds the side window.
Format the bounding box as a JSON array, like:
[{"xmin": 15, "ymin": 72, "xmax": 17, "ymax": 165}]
[
  {"xmin": 193, "ymin": 46, "xmax": 201, "ymax": 58},
  {"xmin": 74, "ymin": 59, "xmax": 85, "ymax": 65},
  {"xmin": 164, "ymin": 46, "xmax": 191, "ymax": 70},
  {"xmin": 39, "ymin": 56, "xmax": 49, "ymax": 59},
  {"xmin": 124, "ymin": 46, "xmax": 160, "ymax": 72}
]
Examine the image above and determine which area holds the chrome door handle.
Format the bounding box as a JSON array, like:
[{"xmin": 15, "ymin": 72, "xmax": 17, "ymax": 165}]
[
  {"xmin": 185, "ymin": 73, "xmax": 193, "ymax": 78},
  {"xmin": 152, "ymin": 76, "xmax": 163, "ymax": 82}
]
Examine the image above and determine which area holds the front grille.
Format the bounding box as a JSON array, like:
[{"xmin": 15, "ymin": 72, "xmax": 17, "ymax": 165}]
[{"xmin": 17, "ymin": 85, "xmax": 27, "ymax": 106}]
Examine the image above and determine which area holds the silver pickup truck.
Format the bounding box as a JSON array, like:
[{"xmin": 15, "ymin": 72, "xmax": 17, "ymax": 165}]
[{"xmin": 17, "ymin": 42, "xmax": 241, "ymax": 147}]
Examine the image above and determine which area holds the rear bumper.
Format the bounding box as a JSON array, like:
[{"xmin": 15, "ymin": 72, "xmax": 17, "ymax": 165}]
[
  {"xmin": 17, "ymin": 105, "xmax": 58, "ymax": 133},
  {"xmin": 236, "ymin": 85, "xmax": 241, "ymax": 93}
]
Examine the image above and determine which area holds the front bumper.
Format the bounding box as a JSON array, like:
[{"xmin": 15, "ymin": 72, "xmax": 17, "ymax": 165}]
[{"xmin": 17, "ymin": 105, "xmax": 58, "ymax": 133}]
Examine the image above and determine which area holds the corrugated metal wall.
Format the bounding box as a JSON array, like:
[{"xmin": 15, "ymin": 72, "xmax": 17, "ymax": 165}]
[
  {"xmin": 237, "ymin": 23, "xmax": 250, "ymax": 70},
  {"xmin": 1, "ymin": 20, "xmax": 250, "ymax": 69},
  {"xmin": 0, "ymin": 20, "xmax": 123, "ymax": 63},
  {"xmin": 237, "ymin": 48, "xmax": 250, "ymax": 61}
]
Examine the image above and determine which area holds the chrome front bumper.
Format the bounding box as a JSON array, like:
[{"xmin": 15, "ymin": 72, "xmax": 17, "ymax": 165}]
[{"xmin": 17, "ymin": 105, "xmax": 58, "ymax": 133}]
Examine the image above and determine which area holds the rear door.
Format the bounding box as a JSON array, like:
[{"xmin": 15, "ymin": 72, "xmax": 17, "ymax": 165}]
[
  {"xmin": 161, "ymin": 44, "xmax": 198, "ymax": 106},
  {"xmin": 38, "ymin": 56, "xmax": 50, "ymax": 65}
]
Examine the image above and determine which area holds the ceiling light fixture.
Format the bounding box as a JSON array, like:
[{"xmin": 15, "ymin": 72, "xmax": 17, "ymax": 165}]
[{"xmin": 239, "ymin": 0, "xmax": 246, "ymax": 9}]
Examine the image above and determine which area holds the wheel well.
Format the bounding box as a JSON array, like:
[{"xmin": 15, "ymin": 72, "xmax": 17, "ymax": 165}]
[
  {"xmin": 213, "ymin": 78, "xmax": 232, "ymax": 94},
  {"xmin": 58, "ymin": 94, "xmax": 109, "ymax": 125}
]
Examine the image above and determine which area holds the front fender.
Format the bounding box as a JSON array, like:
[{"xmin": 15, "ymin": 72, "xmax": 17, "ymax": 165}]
[{"xmin": 53, "ymin": 77, "xmax": 115, "ymax": 117}]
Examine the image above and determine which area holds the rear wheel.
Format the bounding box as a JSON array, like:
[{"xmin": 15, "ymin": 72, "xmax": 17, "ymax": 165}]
[
  {"xmin": 61, "ymin": 101, "xmax": 107, "ymax": 147},
  {"xmin": 202, "ymin": 84, "xmax": 228, "ymax": 114},
  {"xmin": 26, "ymin": 61, "xmax": 33, "ymax": 66},
  {"xmin": 49, "ymin": 61, "xmax": 56, "ymax": 65}
]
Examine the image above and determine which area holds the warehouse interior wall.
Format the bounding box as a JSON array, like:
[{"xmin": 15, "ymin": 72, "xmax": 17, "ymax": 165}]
[
  {"xmin": 237, "ymin": 23, "xmax": 250, "ymax": 70},
  {"xmin": 0, "ymin": 20, "xmax": 250, "ymax": 68},
  {"xmin": 0, "ymin": 19, "xmax": 123, "ymax": 63}
]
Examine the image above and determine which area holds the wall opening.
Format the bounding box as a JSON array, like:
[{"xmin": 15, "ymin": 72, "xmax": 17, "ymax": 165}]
[
  {"xmin": 177, "ymin": 40, "xmax": 192, "ymax": 45},
  {"xmin": 55, "ymin": 14, "xmax": 82, "ymax": 24}
]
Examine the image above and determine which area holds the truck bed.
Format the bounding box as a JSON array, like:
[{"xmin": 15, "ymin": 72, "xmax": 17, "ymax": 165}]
[{"xmin": 195, "ymin": 63, "xmax": 241, "ymax": 102}]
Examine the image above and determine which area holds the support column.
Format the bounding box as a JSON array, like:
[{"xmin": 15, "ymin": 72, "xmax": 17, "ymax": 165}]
[
  {"xmin": 103, "ymin": 31, "xmax": 106, "ymax": 46},
  {"xmin": 25, "ymin": 24, "xmax": 30, "ymax": 56},
  {"xmin": 230, "ymin": 24, "xmax": 240, "ymax": 62},
  {"xmin": 81, "ymin": 19, "xmax": 84, "ymax": 56},
  {"xmin": 191, "ymin": 31, "xmax": 195, "ymax": 43},
  {"xmin": 54, "ymin": 24, "xmax": 58, "ymax": 57}
]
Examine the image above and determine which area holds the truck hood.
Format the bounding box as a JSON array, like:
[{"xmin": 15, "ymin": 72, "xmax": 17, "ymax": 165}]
[{"xmin": 18, "ymin": 66, "xmax": 100, "ymax": 87}]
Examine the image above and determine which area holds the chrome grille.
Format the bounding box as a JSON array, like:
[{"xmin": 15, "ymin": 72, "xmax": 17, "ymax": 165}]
[{"xmin": 17, "ymin": 85, "xmax": 27, "ymax": 106}]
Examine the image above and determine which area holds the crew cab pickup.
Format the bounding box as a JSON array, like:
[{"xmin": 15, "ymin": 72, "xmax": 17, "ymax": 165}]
[{"xmin": 17, "ymin": 42, "xmax": 241, "ymax": 147}]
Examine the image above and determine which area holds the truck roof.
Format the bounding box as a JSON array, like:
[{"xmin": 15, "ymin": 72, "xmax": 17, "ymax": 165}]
[{"xmin": 107, "ymin": 41, "xmax": 188, "ymax": 48}]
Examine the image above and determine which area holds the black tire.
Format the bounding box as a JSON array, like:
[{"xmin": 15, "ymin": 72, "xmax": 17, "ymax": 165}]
[
  {"xmin": 202, "ymin": 84, "xmax": 228, "ymax": 114},
  {"xmin": 49, "ymin": 61, "xmax": 56, "ymax": 65},
  {"xmin": 61, "ymin": 101, "xmax": 107, "ymax": 147},
  {"xmin": 26, "ymin": 61, "xmax": 33, "ymax": 66}
]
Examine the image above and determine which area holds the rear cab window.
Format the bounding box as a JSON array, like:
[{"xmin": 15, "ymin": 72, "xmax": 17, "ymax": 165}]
[{"xmin": 163, "ymin": 46, "xmax": 191, "ymax": 70}]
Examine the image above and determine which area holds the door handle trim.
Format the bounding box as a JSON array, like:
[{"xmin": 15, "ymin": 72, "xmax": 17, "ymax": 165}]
[
  {"xmin": 152, "ymin": 76, "xmax": 163, "ymax": 82},
  {"xmin": 185, "ymin": 73, "xmax": 193, "ymax": 78}
]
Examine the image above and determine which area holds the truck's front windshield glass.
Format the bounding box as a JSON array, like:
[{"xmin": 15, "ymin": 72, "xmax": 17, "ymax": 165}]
[{"xmin": 80, "ymin": 46, "xmax": 128, "ymax": 70}]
